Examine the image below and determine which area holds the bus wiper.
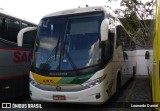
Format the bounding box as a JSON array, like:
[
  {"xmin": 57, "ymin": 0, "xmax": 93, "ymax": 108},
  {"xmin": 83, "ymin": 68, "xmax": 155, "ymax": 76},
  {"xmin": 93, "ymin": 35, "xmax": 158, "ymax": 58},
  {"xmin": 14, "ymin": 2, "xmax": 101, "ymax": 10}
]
[
  {"xmin": 54, "ymin": 36, "xmax": 60, "ymax": 61},
  {"xmin": 45, "ymin": 36, "xmax": 60, "ymax": 63},
  {"xmin": 58, "ymin": 19, "xmax": 79, "ymax": 74},
  {"xmin": 57, "ymin": 20, "xmax": 69, "ymax": 70},
  {"xmin": 64, "ymin": 48, "xmax": 78, "ymax": 70},
  {"xmin": 60, "ymin": 35, "xmax": 79, "ymax": 73}
]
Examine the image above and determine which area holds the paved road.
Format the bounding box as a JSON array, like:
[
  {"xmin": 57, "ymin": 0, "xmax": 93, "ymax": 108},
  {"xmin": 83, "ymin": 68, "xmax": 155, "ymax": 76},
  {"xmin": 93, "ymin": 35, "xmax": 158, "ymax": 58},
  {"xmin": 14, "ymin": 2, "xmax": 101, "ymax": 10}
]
[{"xmin": 1, "ymin": 75, "xmax": 155, "ymax": 111}]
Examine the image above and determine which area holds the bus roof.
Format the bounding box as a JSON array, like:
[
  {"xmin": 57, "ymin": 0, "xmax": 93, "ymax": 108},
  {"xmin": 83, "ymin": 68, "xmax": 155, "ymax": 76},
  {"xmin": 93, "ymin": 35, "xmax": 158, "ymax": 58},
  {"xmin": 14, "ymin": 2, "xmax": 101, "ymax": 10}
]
[
  {"xmin": 43, "ymin": 6, "xmax": 115, "ymax": 18},
  {"xmin": 0, "ymin": 9, "xmax": 37, "ymax": 26}
]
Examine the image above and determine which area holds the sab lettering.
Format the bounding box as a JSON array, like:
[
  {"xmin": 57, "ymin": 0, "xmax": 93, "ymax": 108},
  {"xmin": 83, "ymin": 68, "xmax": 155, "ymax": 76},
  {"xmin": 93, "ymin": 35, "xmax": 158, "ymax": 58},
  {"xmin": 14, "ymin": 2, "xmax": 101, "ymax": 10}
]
[{"xmin": 14, "ymin": 51, "xmax": 32, "ymax": 63}]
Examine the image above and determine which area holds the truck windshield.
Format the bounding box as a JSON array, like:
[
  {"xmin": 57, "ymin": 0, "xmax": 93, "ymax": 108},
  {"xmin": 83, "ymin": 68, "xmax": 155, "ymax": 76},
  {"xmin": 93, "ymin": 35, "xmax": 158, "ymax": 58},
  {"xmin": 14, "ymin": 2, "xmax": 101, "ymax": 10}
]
[{"xmin": 32, "ymin": 12, "xmax": 104, "ymax": 71}]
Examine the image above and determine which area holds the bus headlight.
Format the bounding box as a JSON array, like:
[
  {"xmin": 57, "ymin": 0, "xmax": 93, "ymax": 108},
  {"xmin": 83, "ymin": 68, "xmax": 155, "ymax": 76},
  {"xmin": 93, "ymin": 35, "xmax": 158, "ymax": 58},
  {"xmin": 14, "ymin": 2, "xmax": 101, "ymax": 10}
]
[
  {"xmin": 30, "ymin": 78, "xmax": 40, "ymax": 86},
  {"xmin": 81, "ymin": 74, "xmax": 106, "ymax": 88}
]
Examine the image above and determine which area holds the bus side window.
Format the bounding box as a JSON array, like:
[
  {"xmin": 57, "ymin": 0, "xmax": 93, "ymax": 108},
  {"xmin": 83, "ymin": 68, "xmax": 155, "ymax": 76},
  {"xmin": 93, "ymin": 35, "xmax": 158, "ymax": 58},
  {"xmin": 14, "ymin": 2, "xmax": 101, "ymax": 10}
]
[
  {"xmin": 0, "ymin": 17, "xmax": 6, "ymax": 38},
  {"xmin": 108, "ymin": 30, "xmax": 114, "ymax": 55},
  {"xmin": 101, "ymin": 31, "xmax": 114, "ymax": 61},
  {"xmin": 21, "ymin": 22, "xmax": 28, "ymax": 28},
  {"xmin": 6, "ymin": 19, "xmax": 20, "ymax": 42},
  {"xmin": 116, "ymin": 25, "xmax": 123, "ymax": 48},
  {"xmin": 116, "ymin": 34, "xmax": 121, "ymax": 48}
]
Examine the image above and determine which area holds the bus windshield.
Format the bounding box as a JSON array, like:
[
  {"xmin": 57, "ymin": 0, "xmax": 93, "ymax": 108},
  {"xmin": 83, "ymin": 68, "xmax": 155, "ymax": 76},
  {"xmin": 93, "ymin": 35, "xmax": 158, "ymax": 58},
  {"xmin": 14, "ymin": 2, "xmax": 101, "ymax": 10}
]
[{"xmin": 32, "ymin": 12, "xmax": 104, "ymax": 71}]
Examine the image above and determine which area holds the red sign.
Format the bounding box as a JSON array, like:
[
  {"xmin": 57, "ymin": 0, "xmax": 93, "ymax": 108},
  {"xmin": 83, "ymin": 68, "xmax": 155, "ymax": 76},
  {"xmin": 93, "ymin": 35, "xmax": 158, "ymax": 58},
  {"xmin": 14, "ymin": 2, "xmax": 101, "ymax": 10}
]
[{"xmin": 13, "ymin": 51, "xmax": 32, "ymax": 63}]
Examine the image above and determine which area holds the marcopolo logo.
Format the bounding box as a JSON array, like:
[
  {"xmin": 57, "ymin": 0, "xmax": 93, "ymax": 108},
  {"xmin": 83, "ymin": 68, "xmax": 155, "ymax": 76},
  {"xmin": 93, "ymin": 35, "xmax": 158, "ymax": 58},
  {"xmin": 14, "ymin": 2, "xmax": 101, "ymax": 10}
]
[{"xmin": 2, "ymin": 103, "xmax": 11, "ymax": 108}]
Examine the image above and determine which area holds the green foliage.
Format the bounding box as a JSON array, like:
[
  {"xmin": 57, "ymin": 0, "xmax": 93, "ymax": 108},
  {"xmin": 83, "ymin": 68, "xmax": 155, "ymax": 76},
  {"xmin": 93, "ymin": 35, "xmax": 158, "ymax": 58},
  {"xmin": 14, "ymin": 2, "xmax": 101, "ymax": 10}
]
[{"xmin": 111, "ymin": 0, "xmax": 155, "ymax": 49}]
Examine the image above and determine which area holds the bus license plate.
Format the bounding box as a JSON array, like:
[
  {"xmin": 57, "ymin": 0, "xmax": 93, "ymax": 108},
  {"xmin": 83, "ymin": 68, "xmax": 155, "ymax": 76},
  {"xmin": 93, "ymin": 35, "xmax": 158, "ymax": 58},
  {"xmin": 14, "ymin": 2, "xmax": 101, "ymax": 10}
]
[{"xmin": 53, "ymin": 95, "xmax": 66, "ymax": 100}]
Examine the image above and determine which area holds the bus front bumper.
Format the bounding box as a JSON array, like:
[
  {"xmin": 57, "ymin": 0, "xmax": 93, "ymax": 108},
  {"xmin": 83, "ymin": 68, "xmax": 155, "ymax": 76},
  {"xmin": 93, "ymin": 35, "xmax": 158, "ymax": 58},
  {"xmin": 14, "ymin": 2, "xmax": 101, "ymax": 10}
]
[{"xmin": 30, "ymin": 81, "xmax": 109, "ymax": 104}]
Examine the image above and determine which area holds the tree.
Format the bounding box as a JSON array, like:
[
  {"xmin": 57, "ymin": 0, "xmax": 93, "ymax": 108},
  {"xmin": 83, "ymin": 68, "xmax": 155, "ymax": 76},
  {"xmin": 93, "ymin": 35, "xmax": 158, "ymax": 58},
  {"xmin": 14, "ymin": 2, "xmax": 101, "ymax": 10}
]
[{"xmin": 108, "ymin": 0, "xmax": 155, "ymax": 49}]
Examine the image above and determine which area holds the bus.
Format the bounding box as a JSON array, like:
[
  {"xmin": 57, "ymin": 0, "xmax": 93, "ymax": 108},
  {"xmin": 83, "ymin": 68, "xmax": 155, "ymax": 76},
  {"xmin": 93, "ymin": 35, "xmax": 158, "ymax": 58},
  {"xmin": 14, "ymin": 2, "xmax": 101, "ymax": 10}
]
[
  {"xmin": 0, "ymin": 9, "xmax": 37, "ymax": 100},
  {"xmin": 18, "ymin": 6, "xmax": 136, "ymax": 103}
]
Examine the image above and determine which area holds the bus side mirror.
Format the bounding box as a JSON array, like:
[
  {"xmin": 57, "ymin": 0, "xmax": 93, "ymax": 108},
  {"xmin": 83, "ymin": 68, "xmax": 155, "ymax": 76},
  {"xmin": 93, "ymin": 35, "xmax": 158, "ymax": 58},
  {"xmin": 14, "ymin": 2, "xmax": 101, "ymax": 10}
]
[
  {"xmin": 17, "ymin": 27, "xmax": 37, "ymax": 47},
  {"xmin": 100, "ymin": 19, "xmax": 109, "ymax": 41}
]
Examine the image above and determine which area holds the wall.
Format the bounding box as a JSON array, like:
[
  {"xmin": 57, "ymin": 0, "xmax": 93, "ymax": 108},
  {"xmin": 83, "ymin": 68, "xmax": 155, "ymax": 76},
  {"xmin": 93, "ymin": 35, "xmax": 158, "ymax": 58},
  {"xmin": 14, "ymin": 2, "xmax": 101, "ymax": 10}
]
[{"xmin": 135, "ymin": 50, "xmax": 153, "ymax": 75}]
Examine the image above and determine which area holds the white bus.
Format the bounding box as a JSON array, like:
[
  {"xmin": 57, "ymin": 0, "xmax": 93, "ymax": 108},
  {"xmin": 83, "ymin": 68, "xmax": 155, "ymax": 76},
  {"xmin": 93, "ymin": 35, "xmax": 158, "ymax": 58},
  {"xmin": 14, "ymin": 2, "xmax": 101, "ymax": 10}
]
[
  {"xmin": 0, "ymin": 9, "xmax": 37, "ymax": 100},
  {"xmin": 18, "ymin": 6, "xmax": 136, "ymax": 103}
]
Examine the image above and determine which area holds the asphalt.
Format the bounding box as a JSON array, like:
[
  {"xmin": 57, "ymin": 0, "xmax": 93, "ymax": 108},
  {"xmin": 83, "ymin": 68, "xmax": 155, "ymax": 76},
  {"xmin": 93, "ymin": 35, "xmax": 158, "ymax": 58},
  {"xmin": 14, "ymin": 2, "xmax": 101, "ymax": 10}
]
[{"xmin": 109, "ymin": 75, "xmax": 155, "ymax": 111}]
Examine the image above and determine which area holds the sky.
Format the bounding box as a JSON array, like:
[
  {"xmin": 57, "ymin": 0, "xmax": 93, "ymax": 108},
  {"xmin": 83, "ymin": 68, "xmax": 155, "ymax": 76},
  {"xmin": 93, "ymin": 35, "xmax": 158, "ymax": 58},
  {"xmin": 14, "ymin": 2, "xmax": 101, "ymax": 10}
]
[{"xmin": 0, "ymin": 0, "xmax": 121, "ymax": 24}]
